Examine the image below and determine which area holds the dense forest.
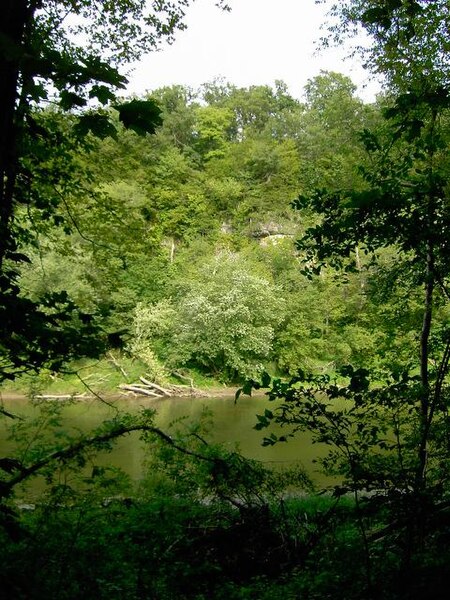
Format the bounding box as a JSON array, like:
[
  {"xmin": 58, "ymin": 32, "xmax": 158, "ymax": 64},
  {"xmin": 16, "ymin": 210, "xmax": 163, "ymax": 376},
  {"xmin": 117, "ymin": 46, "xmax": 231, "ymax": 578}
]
[
  {"xmin": 1, "ymin": 1, "xmax": 450, "ymax": 598},
  {"xmin": 16, "ymin": 72, "xmax": 383, "ymax": 386}
]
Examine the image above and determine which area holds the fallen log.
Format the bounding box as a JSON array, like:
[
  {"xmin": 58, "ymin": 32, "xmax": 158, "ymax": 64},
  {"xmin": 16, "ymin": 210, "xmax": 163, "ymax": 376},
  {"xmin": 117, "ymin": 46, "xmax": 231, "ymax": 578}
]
[
  {"xmin": 140, "ymin": 377, "xmax": 172, "ymax": 396},
  {"xmin": 168, "ymin": 384, "xmax": 208, "ymax": 397},
  {"xmin": 107, "ymin": 352, "xmax": 128, "ymax": 379},
  {"xmin": 118, "ymin": 384, "xmax": 162, "ymax": 397},
  {"xmin": 171, "ymin": 371, "xmax": 194, "ymax": 388},
  {"xmin": 34, "ymin": 394, "xmax": 91, "ymax": 400},
  {"xmin": 118, "ymin": 379, "xmax": 208, "ymax": 398}
]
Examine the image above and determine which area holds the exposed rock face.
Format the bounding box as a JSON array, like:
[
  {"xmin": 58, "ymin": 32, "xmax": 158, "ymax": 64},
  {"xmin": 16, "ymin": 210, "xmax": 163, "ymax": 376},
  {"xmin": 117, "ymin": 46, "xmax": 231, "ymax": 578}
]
[{"xmin": 250, "ymin": 221, "xmax": 282, "ymax": 239}]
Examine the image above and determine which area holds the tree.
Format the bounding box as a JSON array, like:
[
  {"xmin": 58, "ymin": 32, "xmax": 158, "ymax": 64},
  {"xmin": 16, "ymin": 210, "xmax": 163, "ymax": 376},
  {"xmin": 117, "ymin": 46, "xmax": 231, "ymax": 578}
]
[
  {"xmin": 323, "ymin": 0, "xmax": 450, "ymax": 92},
  {"xmin": 0, "ymin": 0, "xmax": 228, "ymax": 380},
  {"xmin": 312, "ymin": 0, "xmax": 450, "ymax": 491},
  {"xmin": 162, "ymin": 253, "xmax": 285, "ymax": 381},
  {"xmin": 151, "ymin": 84, "xmax": 198, "ymax": 153},
  {"xmin": 201, "ymin": 81, "xmax": 301, "ymax": 141},
  {"xmin": 193, "ymin": 105, "xmax": 235, "ymax": 161},
  {"xmin": 249, "ymin": 0, "xmax": 450, "ymax": 578},
  {"xmin": 296, "ymin": 71, "xmax": 375, "ymax": 193}
]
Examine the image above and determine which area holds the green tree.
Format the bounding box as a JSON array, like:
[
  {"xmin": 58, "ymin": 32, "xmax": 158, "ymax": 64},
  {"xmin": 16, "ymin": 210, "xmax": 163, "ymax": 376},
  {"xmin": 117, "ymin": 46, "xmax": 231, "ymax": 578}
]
[
  {"xmin": 0, "ymin": 1, "xmax": 228, "ymax": 379},
  {"xmin": 151, "ymin": 84, "xmax": 198, "ymax": 153},
  {"xmin": 251, "ymin": 1, "xmax": 450, "ymax": 583},
  {"xmin": 311, "ymin": 0, "xmax": 450, "ymax": 492},
  {"xmin": 193, "ymin": 105, "xmax": 235, "ymax": 161},
  {"xmin": 324, "ymin": 0, "xmax": 450, "ymax": 92},
  {"xmin": 297, "ymin": 71, "xmax": 374, "ymax": 193},
  {"xmin": 292, "ymin": 104, "xmax": 450, "ymax": 489},
  {"xmin": 165, "ymin": 253, "xmax": 285, "ymax": 381}
]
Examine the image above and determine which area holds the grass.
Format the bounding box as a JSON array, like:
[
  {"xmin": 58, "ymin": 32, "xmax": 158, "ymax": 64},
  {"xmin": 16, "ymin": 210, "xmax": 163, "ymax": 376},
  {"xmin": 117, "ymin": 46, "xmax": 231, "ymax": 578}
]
[
  {"xmin": 1, "ymin": 354, "xmax": 226, "ymax": 397},
  {"xmin": 1, "ymin": 354, "xmax": 146, "ymax": 396}
]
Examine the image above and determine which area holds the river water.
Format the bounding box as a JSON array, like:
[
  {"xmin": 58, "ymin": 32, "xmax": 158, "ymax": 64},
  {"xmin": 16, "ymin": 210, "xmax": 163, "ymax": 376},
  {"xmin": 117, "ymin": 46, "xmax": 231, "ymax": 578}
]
[{"xmin": 0, "ymin": 394, "xmax": 329, "ymax": 494}]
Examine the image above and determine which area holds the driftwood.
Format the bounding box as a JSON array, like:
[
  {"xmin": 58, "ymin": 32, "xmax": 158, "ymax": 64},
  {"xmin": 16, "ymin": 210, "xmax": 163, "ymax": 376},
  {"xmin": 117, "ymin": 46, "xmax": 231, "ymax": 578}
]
[
  {"xmin": 107, "ymin": 352, "xmax": 128, "ymax": 379},
  {"xmin": 34, "ymin": 393, "xmax": 91, "ymax": 400},
  {"xmin": 118, "ymin": 384, "xmax": 160, "ymax": 397},
  {"xmin": 119, "ymin": 377, "xmax": 207, "ymax": 398},
  {"xmin": 171, "ymin": 371, "xmax": 194, "ymax": 388},
  {"xmin": 140, "ymin": 377, "xmax": 172, "ymax": 396}
]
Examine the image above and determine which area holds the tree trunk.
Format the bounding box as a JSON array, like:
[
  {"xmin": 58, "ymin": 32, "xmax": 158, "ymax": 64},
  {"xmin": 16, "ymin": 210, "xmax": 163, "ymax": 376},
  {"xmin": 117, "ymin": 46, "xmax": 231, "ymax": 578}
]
[
  {"xmin": 416, "ymin": 106, "xmax": 439, "ymax": 492},
  {"xmin": 0, "ymin": 1, "xmax": 30, "ymax": 269},
  {"xmin": 416, "ymin": 244, "xmax": 434, "ymax": 489}
]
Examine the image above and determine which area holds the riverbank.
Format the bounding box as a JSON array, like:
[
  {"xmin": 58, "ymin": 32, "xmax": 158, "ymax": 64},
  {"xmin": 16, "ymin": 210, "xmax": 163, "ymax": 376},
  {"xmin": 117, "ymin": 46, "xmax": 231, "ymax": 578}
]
[
  {"xmin": 0, "ymin": 354, "xmax": 259, "ymax": 401},
  {"xmin": 0, "ymin": 386, "xmax": 250, "ymax": 402}
]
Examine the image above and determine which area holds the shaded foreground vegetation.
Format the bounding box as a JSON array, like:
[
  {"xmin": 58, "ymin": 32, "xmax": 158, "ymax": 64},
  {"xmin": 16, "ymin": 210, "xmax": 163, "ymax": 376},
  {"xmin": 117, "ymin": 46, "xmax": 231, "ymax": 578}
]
[
  {"xmin": 1, "ymin": 400, "xmax": 450, "ymax": 600},
  {"xmin": 6, "ymin": 493, "xmax": 450, "ymax": 600}
]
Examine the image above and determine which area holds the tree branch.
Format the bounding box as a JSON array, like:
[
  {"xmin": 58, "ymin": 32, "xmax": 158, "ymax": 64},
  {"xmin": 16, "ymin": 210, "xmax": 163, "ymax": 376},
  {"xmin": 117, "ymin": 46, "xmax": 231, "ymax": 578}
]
[{"xmin": 2, "ymin": 420, "xmax": 225, "ymax": 498}]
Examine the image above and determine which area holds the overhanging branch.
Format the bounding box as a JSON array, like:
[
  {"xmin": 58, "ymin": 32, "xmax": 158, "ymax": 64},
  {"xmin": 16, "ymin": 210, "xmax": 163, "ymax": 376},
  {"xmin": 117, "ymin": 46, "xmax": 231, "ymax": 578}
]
[{"xmin": 2, "ymin": 420, "xmax": 225, "ymax": 498}]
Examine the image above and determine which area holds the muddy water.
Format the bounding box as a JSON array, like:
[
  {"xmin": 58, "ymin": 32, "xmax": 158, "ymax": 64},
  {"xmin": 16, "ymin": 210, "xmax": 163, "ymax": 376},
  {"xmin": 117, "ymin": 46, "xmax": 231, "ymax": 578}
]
[{"xmin": 0, "ymin": 394, "xmax": 329, "ymax": 495}]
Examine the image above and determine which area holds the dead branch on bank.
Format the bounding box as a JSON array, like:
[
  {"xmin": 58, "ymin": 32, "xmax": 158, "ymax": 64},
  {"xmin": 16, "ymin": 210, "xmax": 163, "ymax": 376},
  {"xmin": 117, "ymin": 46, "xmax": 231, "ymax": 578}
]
[
  {"xmin": 119, "ymin": 376, "xmax": 207, "ymax": 398},
  {"xmin": 34, "ymin": 393, "xmax": 91, "ymax": 401},
  {"xmin": 107, "ymin": 352, "xmax": 129, "ymax": 379}
]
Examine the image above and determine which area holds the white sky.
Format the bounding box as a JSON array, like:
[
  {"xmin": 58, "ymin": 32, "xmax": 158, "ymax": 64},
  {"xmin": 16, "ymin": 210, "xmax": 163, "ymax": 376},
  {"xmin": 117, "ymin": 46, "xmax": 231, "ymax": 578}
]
[{"xmin": 125, "ymin": 0, "xmax": 381, "ymax": 102}]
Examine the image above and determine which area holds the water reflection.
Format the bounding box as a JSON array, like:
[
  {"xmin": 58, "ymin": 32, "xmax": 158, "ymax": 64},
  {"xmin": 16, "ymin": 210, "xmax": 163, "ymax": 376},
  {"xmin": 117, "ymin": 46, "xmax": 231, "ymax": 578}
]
[{"xmin": 0, "ymin": 395, "xmax": 328, "ymax": 490}]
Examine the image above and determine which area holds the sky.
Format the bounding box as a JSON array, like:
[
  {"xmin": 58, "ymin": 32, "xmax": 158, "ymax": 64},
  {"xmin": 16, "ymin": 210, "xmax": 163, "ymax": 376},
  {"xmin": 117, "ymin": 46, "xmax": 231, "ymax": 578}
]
[{"xmin": 125, "ymin": 0, "xmax": 381, "ymax": 102}]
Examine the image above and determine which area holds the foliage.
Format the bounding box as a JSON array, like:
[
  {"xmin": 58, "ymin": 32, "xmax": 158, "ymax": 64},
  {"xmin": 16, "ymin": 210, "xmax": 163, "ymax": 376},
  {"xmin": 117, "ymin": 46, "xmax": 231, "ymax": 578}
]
[
  {"xmin": 168, "ymin": 253, "xmax": 286, "ymax": 381},
  {"xmin": 2, "ymin": 398, "xmax": 450, "ymax": 599},
  {"xmin": 2, "ymin": 70, "xmax": 395, "ymax": 384},
  {"xmin": 0, "ymin": 400, "xmax": 315, "ymax": 600},
  {"xmin": 126, "ymin": 301, "xmax": 174, "ymax": 381},
  {"xmin": 323, "ymin": 0, "xmax": 450, "ymax": 91},
  {"xmin": 0, "ymin": 1, "xmax": 231, "ymax": 382},
  {"xmin": 1, "ymin": 0, "xmax": 450, "ymax": 597},
  {"xmin": 233, "ymin": 1, "xmax": 450, "ymax": 591}
]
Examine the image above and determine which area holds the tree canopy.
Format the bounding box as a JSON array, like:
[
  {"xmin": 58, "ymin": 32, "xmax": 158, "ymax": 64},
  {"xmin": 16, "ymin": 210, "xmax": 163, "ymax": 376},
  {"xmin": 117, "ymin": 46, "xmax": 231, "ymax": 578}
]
[{"xmin": 0, "ymin": 0, "xmax": 228, "ymax": 380}]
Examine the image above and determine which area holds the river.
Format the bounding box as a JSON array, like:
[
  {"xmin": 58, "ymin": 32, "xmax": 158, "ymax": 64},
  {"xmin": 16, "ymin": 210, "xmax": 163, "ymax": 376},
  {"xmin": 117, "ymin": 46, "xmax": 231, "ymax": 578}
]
[{"xmin": 0, "ymin": 394, "xmax": 330, "ymax": 496}]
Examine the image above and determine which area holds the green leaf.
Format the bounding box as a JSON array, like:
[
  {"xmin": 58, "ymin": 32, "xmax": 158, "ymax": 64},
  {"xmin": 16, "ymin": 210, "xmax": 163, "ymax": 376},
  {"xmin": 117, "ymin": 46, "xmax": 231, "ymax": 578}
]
[
  {"xmin": 241, "ymin": 380, "xmax": 254, "ymax": 396},
  {"xmin": 340, "ymin": 365, "xmax": 354, "ymax": 378},
  {"xmin": 82, "ymin": 56, "xmax": 127, "ymax": 88},
  {"xmin": 6, "ymin": 252, "xmax": 31, "ymax": 263},
  {"xmin": 332, "ymin": 485, "xmax": 350, "ymax": 498},
  {"xmin": 361, "ymin": 7, "xmax": 391, "ymax": 29},
  {"xmin": 89, "ymin": 85, "xmax": 116, "ymax": 105},
  {"xmin": 260, "ymin": 371, "xmax": 271, "ymax": 388},
  {"xmin": 114, "ymin": 99, "xmax": 162, "ymax": 135},
  {"xmin": 262, "ymin": 436, "xmax": 276, "ymax": 446},
  {"xmin": 59, "ymin": 90, "xmax": 87, "ymax": 110},
  {"xmin": 74, "ymin": 114, "xmax": 118, "ymax": 139},
  {"xmin": 349, "ymin": 368, "xmax": 370, "ymax": 392},
  {"xmin": 28, "ymin": 81, "xmax": 48, "ymax": 102}
]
